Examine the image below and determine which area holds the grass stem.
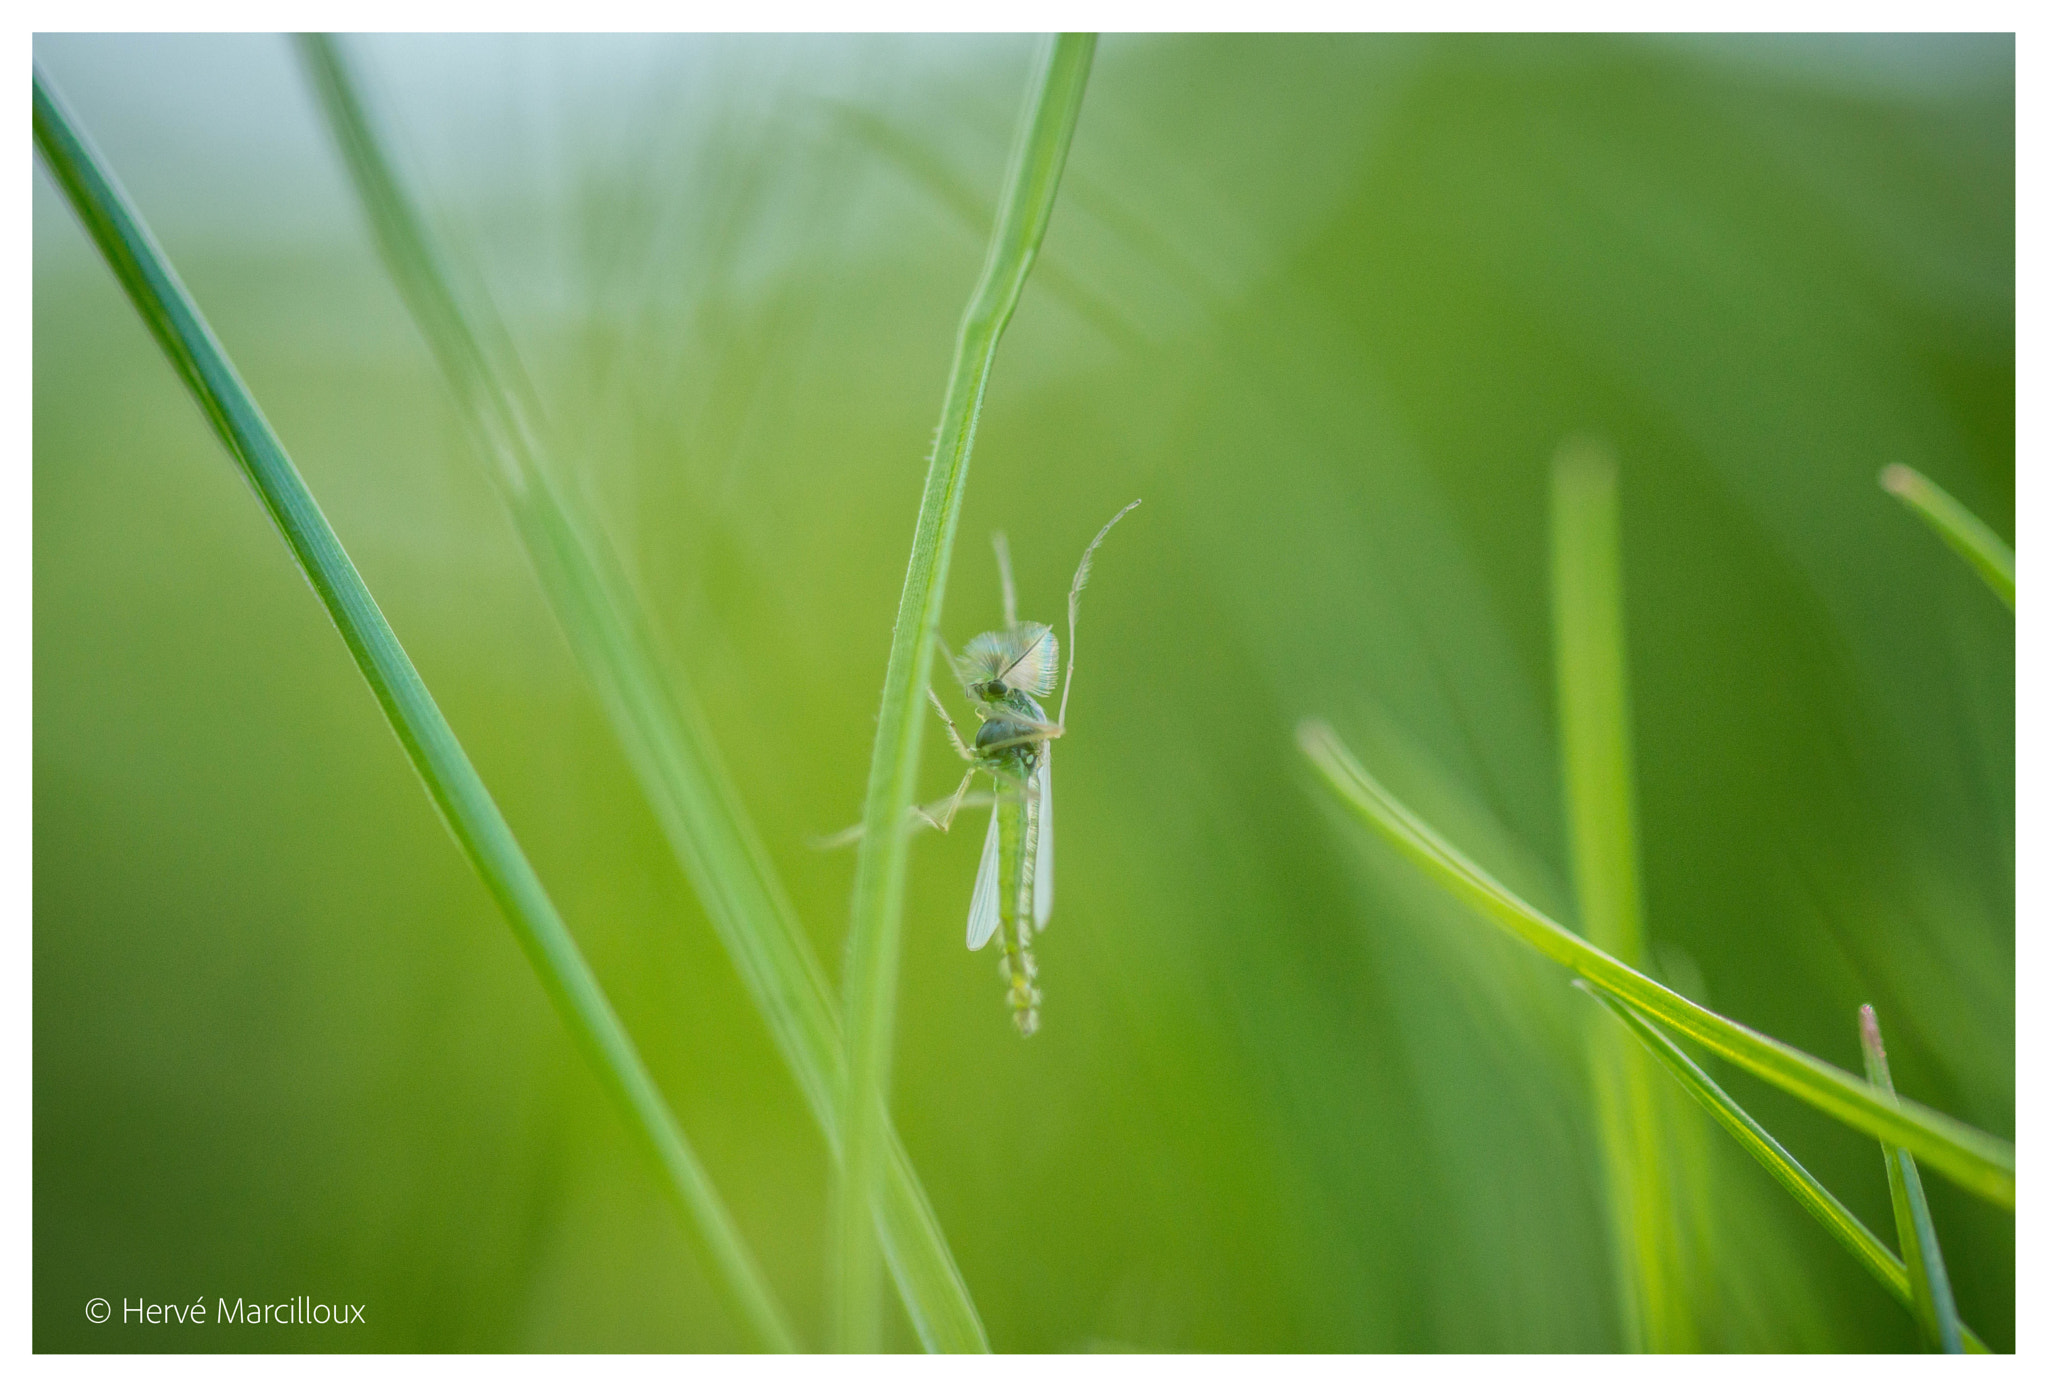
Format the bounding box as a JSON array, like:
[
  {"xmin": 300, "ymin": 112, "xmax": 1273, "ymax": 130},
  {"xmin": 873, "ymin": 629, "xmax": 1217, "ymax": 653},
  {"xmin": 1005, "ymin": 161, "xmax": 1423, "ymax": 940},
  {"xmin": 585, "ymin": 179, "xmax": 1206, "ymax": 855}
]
[
  {"xmin": 1859, "ymin": 1005, "xmax": 1966, "ymax": 1352},
  {"xmin": 836, "ymin": 33, "xmax": 1097, "ymax": 1352},
  {"xmin": 34, "ymin": 64, "xmax": 800, "ymax": 1353},
  {"xmin": 1298, "ymin": 719, "xmax": 2016, "ymax": 1208}
]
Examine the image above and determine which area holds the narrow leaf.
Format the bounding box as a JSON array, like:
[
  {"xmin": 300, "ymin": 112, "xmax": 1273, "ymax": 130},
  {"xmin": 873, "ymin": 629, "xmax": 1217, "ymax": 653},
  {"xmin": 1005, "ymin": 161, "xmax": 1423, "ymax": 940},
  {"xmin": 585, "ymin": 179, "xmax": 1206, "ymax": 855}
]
[
  {"xmin": 1298, "ymin": 719, "xmax": 2015, "ymax": 1208},
  {"xmin": 1551, "ymin": 441, "xmax": 1694, "ymax": 1350},
  {"xmin": 1552, "ymin": 441, "xmax": 1647, "ymax": 967},
  {"xmin": 296, "ymin": 35, "xmax": 985, "ymax": 1352},
  {"xmin": 1583, "ymin": 987, "xmax": 1988, "ymax": 1352},
  {"xmin": 1881, "ymin": 464, "xmax": 2014, "ymax": 608},
  {"xmin": 838, "ymin": 33, "xmax": 1096, "ymax": 1352},
  {"xmin": 1860, "ymin": 1005, "xmax": 1966, "ymax": 1352},
  {"xmin": 33, "ymin": 66, "xmax": 800, "ymax": 1351}
]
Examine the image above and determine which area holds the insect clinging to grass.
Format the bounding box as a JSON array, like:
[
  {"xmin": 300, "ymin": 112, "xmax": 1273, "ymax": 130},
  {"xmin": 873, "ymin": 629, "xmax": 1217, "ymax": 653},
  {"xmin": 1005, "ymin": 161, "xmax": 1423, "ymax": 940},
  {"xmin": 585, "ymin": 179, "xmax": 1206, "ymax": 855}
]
[{"xmin": 917, "ymin": 500, "xmax": 1141, "ymax": 1036}]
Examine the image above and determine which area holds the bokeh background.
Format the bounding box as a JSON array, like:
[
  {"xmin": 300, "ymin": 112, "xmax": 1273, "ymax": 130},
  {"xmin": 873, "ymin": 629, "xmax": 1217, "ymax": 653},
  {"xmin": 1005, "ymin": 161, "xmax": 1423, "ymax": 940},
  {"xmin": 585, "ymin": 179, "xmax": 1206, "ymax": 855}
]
[{"xmin": 34, "ymin": 33, "xmax": 2013, "ymax": 1351}]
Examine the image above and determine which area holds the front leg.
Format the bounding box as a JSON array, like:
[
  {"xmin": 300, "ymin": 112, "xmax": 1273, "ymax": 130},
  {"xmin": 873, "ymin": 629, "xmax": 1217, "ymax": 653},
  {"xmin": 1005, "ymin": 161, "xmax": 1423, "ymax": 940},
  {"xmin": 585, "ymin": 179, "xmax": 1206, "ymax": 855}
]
[{"xmin": 929, "ymin": 686, "xmax": 976, "ymax": 761}]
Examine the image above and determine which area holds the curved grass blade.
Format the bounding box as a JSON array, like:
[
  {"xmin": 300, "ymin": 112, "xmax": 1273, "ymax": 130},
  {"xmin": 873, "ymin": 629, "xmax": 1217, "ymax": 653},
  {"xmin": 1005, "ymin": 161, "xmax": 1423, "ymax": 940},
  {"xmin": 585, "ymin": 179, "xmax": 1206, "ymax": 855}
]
[
  {"xmin": 838, "ymin": 33, "xmax": 1096, "ymax": 1352},
  {"xmin": 1881, "ymin": 464, "xmax": 2014, "ymax": 609},
  {"xmin": 33, "ymin": 65, "xmax": 800, "ymax": 1353},
  {"xmin": 1298, "ymin": 720, "xmax": 2015, "ymax": 1208},
  {"xmin": 1582, "ymin": 987, "xmax": 1989, "ymax": 1352},
  {"xmin": 296, "ymin": 35, "xmax": 985, "ymax": 1352},
  {"xmin": 1550, "ymin": 442, "xmax": 1695, "ymax": 1350},
  {"xmin": 1860, "ymin": 1005, "xmax": 1966, "ymax": 1352}
]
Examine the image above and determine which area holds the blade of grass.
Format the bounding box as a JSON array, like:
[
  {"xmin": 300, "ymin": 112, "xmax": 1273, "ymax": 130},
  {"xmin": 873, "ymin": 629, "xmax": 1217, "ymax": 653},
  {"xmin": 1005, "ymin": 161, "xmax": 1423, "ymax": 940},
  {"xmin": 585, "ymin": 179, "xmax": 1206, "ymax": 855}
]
[
  {"xmin": 837, "ymin": 33, "xmax": 1097, "ymax": 1352},
  {"xmin": 1550, "ymin": 441, "xmax": 1695, "ymax": 1351},
  {"xmin": 1581, "ymin": 986, "xmax": 1989, "ymax": 1352},
  {"xmin": 296, "ymin": 35, "xmax": 986, "ymax": 1352},
  {"xmin": 1860, "ymin": 1005, "xmax": 1966, "ymax": 1352},
  {"xmin": 1298, "ymin": 719, "xmax": 2016, "ymax": 1207},
  {"xmin": 1552, "ymin": 443, "xmax": 1648, "ymax": 968},
  {"xmin": 33, "ymin": 65, "xmax": 800, "ymax": 1353},
  {"xmin": 1881, "ymin": 464, "xmax": 2014, "ymax": 608}
]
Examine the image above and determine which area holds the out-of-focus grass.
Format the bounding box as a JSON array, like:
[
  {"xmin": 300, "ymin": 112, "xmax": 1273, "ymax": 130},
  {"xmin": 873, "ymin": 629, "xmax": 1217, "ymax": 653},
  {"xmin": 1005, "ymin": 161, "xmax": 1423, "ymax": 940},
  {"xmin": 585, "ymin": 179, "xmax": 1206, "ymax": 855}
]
[
  {"xmin": 296, "ymin": 33, "xmax": 984, "ymax": 1353},
  {"xmin": 1881, "ymin": 464, "xmax": 2015, "ymax": 609},
  {"xmin": 1301, "ymin": 722, "xmax": 2013, "ymax": 1204},
  {"xmin": 34, "ymin": 33, "xmax": 2012, "ymax": 1351},
  {"xmin": 1550, "ymin": 441, "xmax": 1701, "ymax": 1350},
  {"xmin": 33, "ymin": 63, "xmax": 798, "ymax": 1352}
]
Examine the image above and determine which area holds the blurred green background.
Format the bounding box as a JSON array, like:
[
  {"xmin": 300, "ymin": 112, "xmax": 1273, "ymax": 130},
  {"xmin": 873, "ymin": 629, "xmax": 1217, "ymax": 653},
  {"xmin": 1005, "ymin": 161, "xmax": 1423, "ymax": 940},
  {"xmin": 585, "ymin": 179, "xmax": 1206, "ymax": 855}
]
[{"xmin": 34, "ymin": 33, "xmax": 2012, "ymax": 1352}]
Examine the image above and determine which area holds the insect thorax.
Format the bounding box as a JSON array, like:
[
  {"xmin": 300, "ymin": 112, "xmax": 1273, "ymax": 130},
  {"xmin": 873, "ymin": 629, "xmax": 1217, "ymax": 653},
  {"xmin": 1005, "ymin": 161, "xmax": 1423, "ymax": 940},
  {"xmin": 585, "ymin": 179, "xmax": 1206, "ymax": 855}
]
[{"xmin": 972, "ymin": 689, "xmax": 1047, "ymax": 779}]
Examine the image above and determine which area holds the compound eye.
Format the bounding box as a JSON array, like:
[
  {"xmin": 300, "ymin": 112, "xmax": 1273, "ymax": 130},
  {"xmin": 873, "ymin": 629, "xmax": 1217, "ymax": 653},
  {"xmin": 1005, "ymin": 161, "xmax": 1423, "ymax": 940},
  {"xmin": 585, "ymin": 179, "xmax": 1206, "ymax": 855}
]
[{"xmin": 987, "ymin": 680, "xmax": 1008, "ymax": 698}]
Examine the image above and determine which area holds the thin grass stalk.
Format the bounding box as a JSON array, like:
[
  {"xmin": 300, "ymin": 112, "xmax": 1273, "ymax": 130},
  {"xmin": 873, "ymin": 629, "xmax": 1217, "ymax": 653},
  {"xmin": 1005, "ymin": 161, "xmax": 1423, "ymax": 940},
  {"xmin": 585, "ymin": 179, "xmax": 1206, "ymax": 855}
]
[
  {"xmin": 1297, "ymin": 720, "xmax": 2016, "ymax": 1207},
  {"xmin": 1550, "ymin": 442, "xmax": 1694, "ymax": 1351},
  {"xmin": 32, "ymin": 66, "xmax": 800, "ymax": 1353},
  {"xmin": 1880, "ymin": 464, "xmax": 2015, "ymax": 608},
  {"xmin": 837, "ymin": 33, "xmax": 1097, "ymax": 1352},
  {"xmin": 1859, "ymin": 1005, "xmax": 1966, "ymax": 1352},
  {"xmin": 1583, "ymin": 987, "xmax": 1989, "ymax": 1352},
  {"xmin": 296, "ymin": 35, "xmax": 985, "ymax": 1351}
]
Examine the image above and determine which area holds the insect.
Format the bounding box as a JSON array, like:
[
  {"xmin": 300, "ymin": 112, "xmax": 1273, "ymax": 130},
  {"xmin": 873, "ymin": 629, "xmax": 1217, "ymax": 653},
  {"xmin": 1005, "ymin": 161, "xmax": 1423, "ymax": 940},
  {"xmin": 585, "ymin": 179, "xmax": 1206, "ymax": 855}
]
[{"xmin": 921, "ymin": 500, "xmax": 1140, "ymax": 1036}]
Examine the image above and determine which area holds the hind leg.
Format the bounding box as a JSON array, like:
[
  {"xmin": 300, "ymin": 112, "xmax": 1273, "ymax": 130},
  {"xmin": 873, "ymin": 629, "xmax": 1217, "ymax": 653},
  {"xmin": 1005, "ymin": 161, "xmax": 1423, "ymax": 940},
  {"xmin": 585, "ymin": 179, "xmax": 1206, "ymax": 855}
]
[{"xmin": 914, "ymin": 769, "xmax": 978, "ymax": 834}]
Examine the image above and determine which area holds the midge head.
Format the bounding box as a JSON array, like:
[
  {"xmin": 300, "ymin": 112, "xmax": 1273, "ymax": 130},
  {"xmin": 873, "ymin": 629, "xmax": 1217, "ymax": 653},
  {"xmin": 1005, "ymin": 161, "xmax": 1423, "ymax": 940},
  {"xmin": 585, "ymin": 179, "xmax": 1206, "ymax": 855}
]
[{"xmin": 957, "ymin": 622, "xmax": 1059, "ymax": 707}]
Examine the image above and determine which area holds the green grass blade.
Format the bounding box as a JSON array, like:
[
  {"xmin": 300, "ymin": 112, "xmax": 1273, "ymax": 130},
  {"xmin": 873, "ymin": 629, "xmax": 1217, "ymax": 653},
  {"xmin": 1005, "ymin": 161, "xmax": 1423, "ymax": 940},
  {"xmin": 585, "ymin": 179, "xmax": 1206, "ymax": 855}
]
[
  {"xmin": 1552, "ymin": 442, "xmax": 1647, "ymax": 968},
  {"xmin": 295, "ymin": 35, "xmax": 986, "ymax": 1352},
  {"xmin": 1582, "ymin": 987, "xmax": 1989, "ymax": 1352},
  {"xmin": 1298, "ymin": 720, "xmax": 2016, "ymax": 1208},
  {"xmin": 1881, "ymin": 464, "xmax": 2014, "ymax": 608},
  {"xmin": 837, "ymin": 33, "xmax": 1096, "ymax": 1352},
  {"xmin": 1860, "ymin": 1005, "xmax": 1966, "ymax": 1352},
  {"xmin": 1550, "ymin": 441, "xmax": 1694, "ymax": 1350},
  {"xmin": 32, "ymin": 64, "xmax": 801, "ymax": 1355}
]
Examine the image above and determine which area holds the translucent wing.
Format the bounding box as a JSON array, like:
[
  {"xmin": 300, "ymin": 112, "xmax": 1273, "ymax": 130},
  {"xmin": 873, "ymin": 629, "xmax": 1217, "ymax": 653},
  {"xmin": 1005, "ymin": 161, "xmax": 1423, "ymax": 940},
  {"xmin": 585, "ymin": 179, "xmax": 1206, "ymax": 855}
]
[
  {"xmin": 1031, "ymin": 753, "xmax": 1054, "ymax": 930},
  {"xmin": 965, "ymin": 802, "xmax": 1002, "ymax": 951}
]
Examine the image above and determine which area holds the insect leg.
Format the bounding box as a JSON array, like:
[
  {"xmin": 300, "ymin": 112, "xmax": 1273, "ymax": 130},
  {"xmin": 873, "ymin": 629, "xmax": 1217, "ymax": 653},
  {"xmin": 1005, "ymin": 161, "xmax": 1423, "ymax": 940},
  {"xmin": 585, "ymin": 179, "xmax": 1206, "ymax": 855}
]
[
  {"xmin": 928, "ymin": 686, "xmax": 975, "ymax": 760},
  {"xmin": 971, "ymin": 724, "xmax": 1064, "ymax": 756},
  {"xmin": 915, "ymin": 768, "xmax": 979, "ymax": 834},
  {"xmin": 809, "ymin": 784, "xmax": 993, "ymax": 850}
]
